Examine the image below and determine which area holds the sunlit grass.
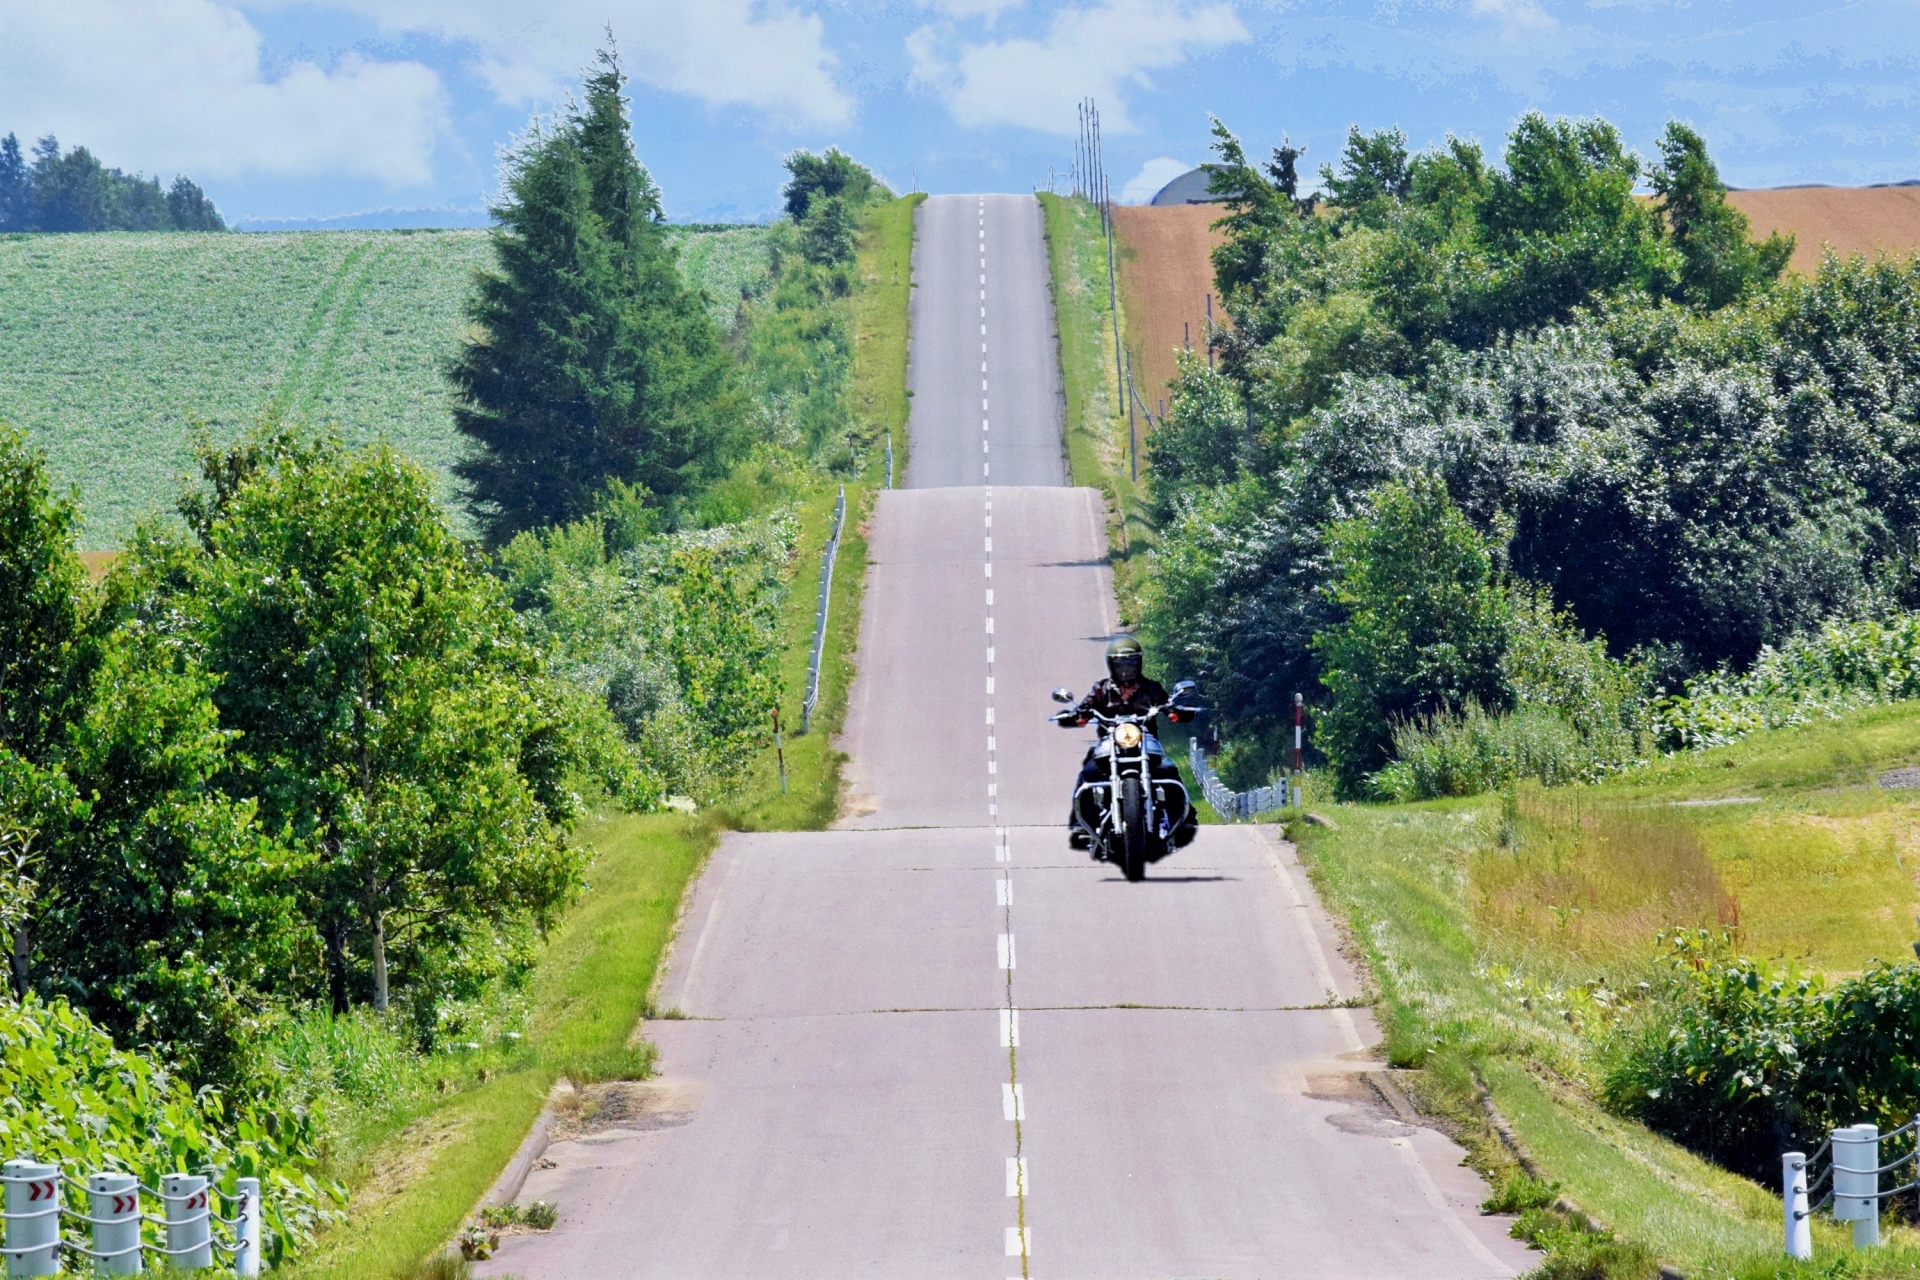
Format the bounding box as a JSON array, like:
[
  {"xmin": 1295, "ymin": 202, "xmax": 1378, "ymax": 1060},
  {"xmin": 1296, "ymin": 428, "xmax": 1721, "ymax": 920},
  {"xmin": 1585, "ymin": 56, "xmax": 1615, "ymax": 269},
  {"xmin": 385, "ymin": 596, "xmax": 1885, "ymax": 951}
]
[
  {"xmin": 1473, "ymin": 791, "xmax": 1737, "ymax": 967},
  {"xmin": 1293, "ymin": 701, "xmax": 1920, "ymax": 1277}
]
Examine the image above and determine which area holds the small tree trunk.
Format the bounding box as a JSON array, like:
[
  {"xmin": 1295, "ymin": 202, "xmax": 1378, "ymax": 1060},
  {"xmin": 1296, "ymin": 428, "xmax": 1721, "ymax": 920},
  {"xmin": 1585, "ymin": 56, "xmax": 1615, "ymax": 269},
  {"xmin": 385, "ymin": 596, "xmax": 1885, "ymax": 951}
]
[
  {"xmin": 10, "ymin": 920, "xmax": 27, "ymax": 999},
  {"xmin": 370, "ymin": 912, "xmax": 389, "ymax": 1014},
  {"xmin": 324, "ymin": 919, "xmax": 348, "ymax": 1016}
]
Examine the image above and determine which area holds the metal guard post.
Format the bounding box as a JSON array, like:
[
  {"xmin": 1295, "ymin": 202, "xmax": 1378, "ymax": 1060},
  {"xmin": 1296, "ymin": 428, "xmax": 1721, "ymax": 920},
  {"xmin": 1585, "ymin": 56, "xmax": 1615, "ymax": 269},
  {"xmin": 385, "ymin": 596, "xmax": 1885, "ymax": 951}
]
[{"xmin": 802, "ymin": 487, "xmax": 847, "ymax": 734}]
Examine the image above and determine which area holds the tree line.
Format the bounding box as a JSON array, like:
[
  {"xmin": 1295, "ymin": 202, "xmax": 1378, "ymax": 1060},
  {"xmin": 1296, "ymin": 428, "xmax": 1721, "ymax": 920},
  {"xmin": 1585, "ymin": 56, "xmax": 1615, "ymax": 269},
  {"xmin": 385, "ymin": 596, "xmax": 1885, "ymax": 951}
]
[
  {"xmin": 1142, "ymin": 114, "xmax": 1920, "ymax": 797},
  {"xmin": 0, "ymin": 132, "xmax": 225, "ymax": 233}
]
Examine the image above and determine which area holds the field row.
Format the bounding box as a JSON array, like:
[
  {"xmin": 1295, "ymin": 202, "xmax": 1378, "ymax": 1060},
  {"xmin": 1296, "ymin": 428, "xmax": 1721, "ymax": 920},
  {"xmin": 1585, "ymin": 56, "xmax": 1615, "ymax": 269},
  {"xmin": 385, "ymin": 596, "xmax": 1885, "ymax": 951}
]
[{"xmin": 0, "ymin": 226, "xmax": 769, "ymax": 548}]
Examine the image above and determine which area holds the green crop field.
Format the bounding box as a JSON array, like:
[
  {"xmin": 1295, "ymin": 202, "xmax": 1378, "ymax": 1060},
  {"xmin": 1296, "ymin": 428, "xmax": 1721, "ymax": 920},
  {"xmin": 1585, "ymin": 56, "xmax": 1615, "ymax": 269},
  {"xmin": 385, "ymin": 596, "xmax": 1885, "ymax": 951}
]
[{"xmin": 0, "ymin": 225, "xmax": 770, "ymax": 549}]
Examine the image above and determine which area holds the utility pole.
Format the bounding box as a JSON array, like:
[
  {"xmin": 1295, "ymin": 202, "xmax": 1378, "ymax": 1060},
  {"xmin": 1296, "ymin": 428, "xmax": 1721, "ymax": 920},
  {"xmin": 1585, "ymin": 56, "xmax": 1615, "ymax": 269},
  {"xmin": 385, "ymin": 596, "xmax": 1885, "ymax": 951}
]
[
  {"xmin": 1125, "ymin": 350, "xmax": 1138, "ymax": 482},
  {"xmin": 1292, "ymin": 692, "xmax": 1304, "ymax": 807},
  {"xmin": 1091, "ymin": 97, "xmax": 1123, "ymax": 412}
]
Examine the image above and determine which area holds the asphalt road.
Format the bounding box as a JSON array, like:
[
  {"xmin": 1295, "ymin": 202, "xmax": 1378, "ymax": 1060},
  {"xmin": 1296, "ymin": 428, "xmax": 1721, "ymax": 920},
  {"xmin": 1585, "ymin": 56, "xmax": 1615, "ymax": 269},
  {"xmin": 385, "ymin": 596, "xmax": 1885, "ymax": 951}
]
[
  {"xmin": 906, "ymin": 194, "xmax": 1066, "ymax": 489},
  {"xmin": 478, "ymin": 194, "xmax": 1531, "ymax": 1279}
]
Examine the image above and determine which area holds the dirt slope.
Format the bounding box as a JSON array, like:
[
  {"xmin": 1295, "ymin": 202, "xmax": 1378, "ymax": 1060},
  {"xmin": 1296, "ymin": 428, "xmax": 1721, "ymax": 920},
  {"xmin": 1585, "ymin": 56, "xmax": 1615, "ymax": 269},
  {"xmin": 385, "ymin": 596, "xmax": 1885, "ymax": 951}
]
[
  {"xmin": 1728, "ymin": 186, "xmax": 1920, "ymax": 275},
  {"xmin": 1111, "ymin": 204, "xmax": 1228, "ymax": 409}
]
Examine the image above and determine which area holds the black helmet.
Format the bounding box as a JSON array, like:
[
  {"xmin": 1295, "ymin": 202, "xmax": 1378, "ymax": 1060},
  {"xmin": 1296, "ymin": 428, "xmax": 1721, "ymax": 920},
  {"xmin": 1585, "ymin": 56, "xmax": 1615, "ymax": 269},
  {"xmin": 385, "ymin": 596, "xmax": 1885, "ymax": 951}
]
[{"xmin": 1106, "ymin": 634, "xmax": 1144, "ymax": 685}]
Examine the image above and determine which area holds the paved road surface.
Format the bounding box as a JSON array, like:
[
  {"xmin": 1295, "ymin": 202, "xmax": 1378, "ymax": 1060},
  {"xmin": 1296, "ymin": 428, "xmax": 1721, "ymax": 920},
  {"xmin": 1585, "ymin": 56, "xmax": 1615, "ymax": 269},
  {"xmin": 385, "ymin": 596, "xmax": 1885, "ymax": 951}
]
[
  {"xmin": 478, "ymin": 194, "xmax": 1530, "ymax": 1279},
  {"xmin": 906, "ymin": 195, "xmax": 1065, "ymax": 489}
]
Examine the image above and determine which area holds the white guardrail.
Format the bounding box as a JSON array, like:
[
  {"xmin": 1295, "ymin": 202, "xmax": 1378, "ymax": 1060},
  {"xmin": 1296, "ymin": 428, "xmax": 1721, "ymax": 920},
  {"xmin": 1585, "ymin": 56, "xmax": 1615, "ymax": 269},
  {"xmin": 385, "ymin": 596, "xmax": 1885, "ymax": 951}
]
[
  {"xmin": 800, "ymin": 486, "xmax": 847, "ymax": 735},
  {"xmin": 1, "ymin": 1162, "xmax": 260, "ymax": 1276},
  {"xmin": 1187, "ymin": 739, "xmax": 1292, "ymax": 820},
  {"xmin": 1783, "ymin": 1120, "xmax": 1920, "ymax": 1257}
]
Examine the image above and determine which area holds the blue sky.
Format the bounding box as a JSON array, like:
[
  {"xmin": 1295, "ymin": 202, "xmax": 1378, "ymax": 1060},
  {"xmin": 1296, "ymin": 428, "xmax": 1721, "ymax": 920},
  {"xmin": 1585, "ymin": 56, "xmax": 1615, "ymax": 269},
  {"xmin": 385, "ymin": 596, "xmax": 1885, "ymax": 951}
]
[{"xmin": 2, "ymin": 1, "xmax": 1917, "ymax": 226}]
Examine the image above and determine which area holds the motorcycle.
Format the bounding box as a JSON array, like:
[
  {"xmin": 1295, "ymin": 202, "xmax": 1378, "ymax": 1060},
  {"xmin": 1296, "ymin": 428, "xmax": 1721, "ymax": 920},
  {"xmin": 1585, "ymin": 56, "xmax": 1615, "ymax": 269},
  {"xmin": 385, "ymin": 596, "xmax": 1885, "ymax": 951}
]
[{"xmin": 1049, "ymin": 681, "xmax": 1206, "ymax": 882}]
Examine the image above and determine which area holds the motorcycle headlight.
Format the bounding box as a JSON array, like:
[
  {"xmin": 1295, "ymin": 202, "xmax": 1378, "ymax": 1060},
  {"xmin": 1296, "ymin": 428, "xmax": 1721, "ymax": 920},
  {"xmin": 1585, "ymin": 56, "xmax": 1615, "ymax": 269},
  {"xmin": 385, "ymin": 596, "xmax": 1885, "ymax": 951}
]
[{"xmin": 1113, "ymin": 722, "xmax": 1143, "ymax": 749}]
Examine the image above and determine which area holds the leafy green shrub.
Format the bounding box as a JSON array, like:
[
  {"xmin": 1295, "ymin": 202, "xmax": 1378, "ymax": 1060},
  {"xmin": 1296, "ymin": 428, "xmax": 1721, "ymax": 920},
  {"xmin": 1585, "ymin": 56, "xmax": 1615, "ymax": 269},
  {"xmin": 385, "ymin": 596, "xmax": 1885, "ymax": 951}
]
[
  {"xmin": 1372, "ymin": 704, "xmax": 1592, "ymax": 800},
  {"xmin": 1314, "ymin": 475, "xmax": 1513, "ymax": 796},
  {"xmin": 0, "ymin": 995, "xmax": 342, "ymax": 1266},
  {"xmin": 1374, "ymin": 587, "xmax": 1653, "ymax": 800},
  {"xmin": 1652, "ymin": 613, "xmax": 1920, "ymax": 749},
  {"xmin": 1602, "ymin": 931, "xmax": 1920, "ymax": 1182},
  {"xmin": 1503, "ymin": 584, "xmax": 1649, "ymax": 748},
  {"xmin": 501, "ymin": 511, "xmax": 792, "ymax": 805}
]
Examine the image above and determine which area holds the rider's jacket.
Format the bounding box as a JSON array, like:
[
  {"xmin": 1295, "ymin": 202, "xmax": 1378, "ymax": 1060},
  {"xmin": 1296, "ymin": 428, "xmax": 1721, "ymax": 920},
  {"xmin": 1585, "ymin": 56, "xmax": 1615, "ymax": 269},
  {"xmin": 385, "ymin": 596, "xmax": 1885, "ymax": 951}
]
[{"xmin": 1076, "ymin": 677, "xmax": 1171, "ymax": 730}]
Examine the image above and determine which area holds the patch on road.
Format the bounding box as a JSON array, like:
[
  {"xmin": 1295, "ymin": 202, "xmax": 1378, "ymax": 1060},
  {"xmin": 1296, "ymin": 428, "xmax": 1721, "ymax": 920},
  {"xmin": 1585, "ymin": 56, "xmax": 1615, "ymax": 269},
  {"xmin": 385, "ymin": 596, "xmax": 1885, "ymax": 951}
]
[{"xmin": 550, "ymin": 1078, "xmax": 705, "ymax": 1140}]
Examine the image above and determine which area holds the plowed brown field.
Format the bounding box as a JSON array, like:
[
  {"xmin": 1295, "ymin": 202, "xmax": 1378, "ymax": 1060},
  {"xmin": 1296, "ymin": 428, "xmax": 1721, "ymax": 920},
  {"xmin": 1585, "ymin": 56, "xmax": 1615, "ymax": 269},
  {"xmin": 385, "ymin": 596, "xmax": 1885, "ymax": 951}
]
[
  {"xmin": 1112, "ymin": 204, "xmax": 1227, "ymax": 408},
  {"xmin": 1112, "ymin": 190, "xmax": 1920, "ymax": 409},
  {"xmin": 1728, "ymin": 186, "xmax": 1920, "ymax": 275}
]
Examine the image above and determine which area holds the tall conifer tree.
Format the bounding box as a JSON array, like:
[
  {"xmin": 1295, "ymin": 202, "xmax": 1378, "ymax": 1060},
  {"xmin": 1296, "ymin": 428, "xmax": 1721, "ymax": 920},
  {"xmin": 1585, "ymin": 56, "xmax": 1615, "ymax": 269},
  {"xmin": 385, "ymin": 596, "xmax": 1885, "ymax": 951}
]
[{"xmin": 449, "ymin": 44, "xmax": 740, "ymax": 546}]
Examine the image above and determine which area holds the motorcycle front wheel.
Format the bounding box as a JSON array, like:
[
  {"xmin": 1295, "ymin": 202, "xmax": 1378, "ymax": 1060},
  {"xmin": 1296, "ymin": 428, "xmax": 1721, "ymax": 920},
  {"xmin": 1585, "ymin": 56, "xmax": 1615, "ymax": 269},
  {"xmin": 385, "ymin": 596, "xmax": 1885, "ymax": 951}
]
[{"xmin": 1119, "ymin": 777, "xmax": 1147, "ymax": 882}]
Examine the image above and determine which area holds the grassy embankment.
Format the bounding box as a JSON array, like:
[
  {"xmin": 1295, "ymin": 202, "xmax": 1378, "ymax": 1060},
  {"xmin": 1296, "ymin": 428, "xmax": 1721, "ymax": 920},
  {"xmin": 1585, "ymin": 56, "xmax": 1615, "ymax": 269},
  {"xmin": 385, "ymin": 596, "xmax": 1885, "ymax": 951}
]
[
  {"xmin": 1035, "ymin": 194, "xmax": 1153, "ymax": 619},
  {"xmin": 1291, "ymin": 704, "xmax": 1920, "ymax": 1278},
  {"xmin": 0, "ymin": 226, "xmax": 766, "ymax": 548},
  {"xmin": 290, "ymin": 197, "xmax": 919, "ymax": 1278},
  {"xmin": 728, "ymin": 191, "xmax": 922, "ymax": 832}
]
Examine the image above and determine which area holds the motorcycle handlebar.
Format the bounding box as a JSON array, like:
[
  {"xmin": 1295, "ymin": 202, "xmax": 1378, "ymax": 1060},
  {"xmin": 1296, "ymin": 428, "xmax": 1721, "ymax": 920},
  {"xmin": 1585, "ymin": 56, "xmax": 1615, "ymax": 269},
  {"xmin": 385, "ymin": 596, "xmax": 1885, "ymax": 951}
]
[{"xmin": 1050, "ymin": 702, "xmax": 1207, "ymax": 726}]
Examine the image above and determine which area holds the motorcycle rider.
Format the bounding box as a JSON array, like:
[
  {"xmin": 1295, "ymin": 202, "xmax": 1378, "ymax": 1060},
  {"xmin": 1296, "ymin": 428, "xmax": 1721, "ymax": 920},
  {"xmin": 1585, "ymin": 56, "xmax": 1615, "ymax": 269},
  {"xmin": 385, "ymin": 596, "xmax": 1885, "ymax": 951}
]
[{"xmin": 1066, "ymin": 635, "xmax": 1198, "ymax": 853}]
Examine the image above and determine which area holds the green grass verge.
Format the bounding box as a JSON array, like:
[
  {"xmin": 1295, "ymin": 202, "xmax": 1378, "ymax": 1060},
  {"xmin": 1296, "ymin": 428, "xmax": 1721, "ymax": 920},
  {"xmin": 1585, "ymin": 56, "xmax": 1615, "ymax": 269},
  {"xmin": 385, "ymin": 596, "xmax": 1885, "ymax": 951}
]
[
  {"xmin": 850, "ymin": 194, "xmax": 922, "ymax": 490},
  {"xmin": 1290, "ymin": 702, "xmax": 1920, "ymax": 1277},
  {"xmin": 727, "ymin": 195, "xmax": 916, "ymax": 832},
  {"xmin": 1035, "ymin": 194, "xmax": 1153, "ymax": 622},
  {"xmin": 290, "ymin": 199, "xmax": 917, "ymax": 1277},
  {"xmin": 288, "ymin": 811, "xmax": 714, "ymax": 1279}
]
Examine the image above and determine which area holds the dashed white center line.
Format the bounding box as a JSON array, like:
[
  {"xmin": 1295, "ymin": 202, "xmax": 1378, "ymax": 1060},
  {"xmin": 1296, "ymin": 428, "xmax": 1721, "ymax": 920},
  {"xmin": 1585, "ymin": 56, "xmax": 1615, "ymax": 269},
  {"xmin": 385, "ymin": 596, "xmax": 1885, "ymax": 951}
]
[
  {"xmin": 1005, "ymin": 1158, "xmax": 1029, "ymax": 1197},
  {"xmin": 1002, "ymin": 1082, "xmax": 1025, "ymax": 1119},
  {"xmin": 1004, "ymin": 1227, "xmax": 1029, "ymax": 1257},
  {"xmin": 1000, "ymin": 1008, "xmax": 1019, "ymax": 1046},
  {"xmin": 996, "ymin": 877, "xmax": 1012, "ymax": 906},
  {"xmin": 998, "ymin": 934, "xmax": 1016, "ymax": 969}
]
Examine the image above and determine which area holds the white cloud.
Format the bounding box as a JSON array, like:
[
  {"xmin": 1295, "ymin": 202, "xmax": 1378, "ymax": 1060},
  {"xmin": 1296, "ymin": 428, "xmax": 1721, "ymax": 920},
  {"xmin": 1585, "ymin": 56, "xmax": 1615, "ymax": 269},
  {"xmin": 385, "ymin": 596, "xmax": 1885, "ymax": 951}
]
[
  {"xmin": 1472, "ymin": 0, "xmax": 1556, "ymax": 38},
  {"xmin": 0, "ymin": 0, "xmax": 446, "ymax": 183},
  {"xmin": 330, "ymin": 0, "xmax": 855, "ymax": 128},
  {"xmin": 1120, "ymin": 155, "xmax": 1192, "ymax": 202},
  {"xmin": 909, "ymin": 0, "xmax": 1246, "ymax": 133},
  {"xmin": 919, "ymin": 0, "xmax": 1031, "ymax": 19}
]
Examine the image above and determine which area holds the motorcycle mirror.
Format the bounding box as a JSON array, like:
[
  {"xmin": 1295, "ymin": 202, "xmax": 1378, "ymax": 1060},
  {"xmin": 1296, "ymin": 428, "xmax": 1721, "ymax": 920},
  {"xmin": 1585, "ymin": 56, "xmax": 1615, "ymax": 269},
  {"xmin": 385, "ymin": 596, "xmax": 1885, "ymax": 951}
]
[
  {"xmin": 1050, "ymin": 687, "xmax": 1075, "ymax": 704},
  {"xmin": 1173, "ymin": 679, "xmax": 1197, "ymax": 694}
]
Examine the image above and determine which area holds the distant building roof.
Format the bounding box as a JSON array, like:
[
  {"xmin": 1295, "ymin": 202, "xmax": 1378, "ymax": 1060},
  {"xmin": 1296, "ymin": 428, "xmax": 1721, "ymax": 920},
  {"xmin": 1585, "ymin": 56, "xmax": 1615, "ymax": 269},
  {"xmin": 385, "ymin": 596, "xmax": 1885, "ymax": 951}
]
[{"xmin": 1150, "ymin": 168, "xmax": 1218, "ymax": 206}]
